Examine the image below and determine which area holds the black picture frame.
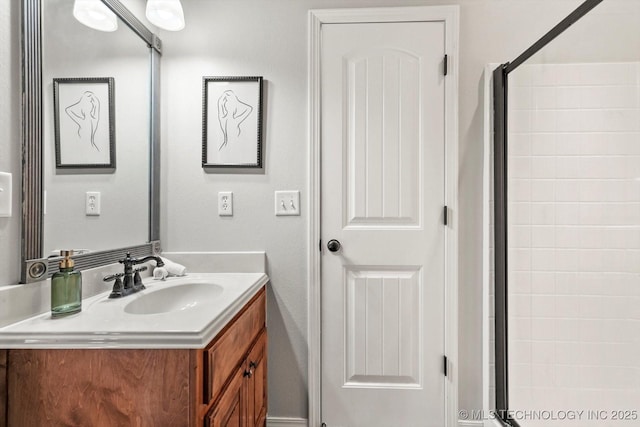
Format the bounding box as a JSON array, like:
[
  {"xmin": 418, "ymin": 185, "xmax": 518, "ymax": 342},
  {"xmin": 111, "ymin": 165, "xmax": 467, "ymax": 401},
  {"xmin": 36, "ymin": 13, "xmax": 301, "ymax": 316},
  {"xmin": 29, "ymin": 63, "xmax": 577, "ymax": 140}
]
[
  {"xmin": 53, "ymin": 77, "xmax": 116, "ymax": 169},
  {"xmin": 202, "ymin": 76, "xmax": 263, "ymax": 169}
]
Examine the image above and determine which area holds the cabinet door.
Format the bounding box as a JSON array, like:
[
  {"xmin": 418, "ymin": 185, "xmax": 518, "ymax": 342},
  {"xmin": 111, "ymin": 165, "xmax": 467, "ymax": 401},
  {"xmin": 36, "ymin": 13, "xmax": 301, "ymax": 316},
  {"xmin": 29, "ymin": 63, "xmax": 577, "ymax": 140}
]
[
  {"xmin": 246, "ymin": 330, "xmax": 267, "ymax": 427},
  {"xmin": 207, "ymin": 366, "xmax": 246, "ymax": 427}
]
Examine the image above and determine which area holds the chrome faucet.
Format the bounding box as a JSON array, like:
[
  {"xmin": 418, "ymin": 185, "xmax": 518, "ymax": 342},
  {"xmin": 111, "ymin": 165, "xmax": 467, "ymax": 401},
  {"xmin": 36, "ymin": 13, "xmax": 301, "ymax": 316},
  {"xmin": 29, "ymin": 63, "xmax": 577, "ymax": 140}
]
[{"xmin": 103, "ymin": 252, "xmax": 165, "ymax": 298}]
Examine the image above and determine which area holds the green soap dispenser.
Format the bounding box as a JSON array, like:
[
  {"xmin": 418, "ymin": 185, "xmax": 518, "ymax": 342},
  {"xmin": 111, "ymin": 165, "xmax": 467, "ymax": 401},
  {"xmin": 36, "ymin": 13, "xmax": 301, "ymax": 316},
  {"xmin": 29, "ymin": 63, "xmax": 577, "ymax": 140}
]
[{"xmin": 51, "ymin": 250, "xmax": 82, "ymax": 318}]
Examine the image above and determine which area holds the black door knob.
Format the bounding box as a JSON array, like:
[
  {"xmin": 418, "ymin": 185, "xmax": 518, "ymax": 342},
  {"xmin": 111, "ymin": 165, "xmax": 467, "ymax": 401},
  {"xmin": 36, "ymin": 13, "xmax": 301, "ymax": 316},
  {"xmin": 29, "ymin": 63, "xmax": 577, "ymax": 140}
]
[{"xmin": 327, "ymin": 239, "xmax": 341, "ymax": 252}]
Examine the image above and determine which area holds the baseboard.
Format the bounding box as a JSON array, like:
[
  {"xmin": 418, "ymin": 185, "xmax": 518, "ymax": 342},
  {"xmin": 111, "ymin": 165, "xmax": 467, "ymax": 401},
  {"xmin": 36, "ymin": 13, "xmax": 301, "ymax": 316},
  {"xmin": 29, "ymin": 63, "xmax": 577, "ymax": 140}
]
[
  {"xmin": 459, "ymin": 421, "xmax": 484, "ymax": 427},
  {"xmin": 267, "ymin": 416, "xmax": 308, "ymax": 427}
]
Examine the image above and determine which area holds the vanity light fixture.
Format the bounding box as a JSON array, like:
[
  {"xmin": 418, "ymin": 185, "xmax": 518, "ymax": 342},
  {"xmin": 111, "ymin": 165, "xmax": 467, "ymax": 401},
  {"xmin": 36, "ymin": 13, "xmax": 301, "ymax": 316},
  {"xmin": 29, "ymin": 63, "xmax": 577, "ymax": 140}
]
[
  {"xmin": 73, "ymin": 0, "xmax": 118, "ymax": 32},
  {"xmin": 146, "ymin": 0, "xmax": 185, "ymax": 31}
]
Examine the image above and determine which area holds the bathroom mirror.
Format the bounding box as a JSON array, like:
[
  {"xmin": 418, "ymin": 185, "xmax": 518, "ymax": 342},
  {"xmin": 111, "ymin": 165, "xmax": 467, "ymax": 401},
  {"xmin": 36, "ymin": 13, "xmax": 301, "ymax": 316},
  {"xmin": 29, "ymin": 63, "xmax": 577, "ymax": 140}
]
[{"xmin": 21, "ymin": 0, "xmax": 162, "ymax": 283}]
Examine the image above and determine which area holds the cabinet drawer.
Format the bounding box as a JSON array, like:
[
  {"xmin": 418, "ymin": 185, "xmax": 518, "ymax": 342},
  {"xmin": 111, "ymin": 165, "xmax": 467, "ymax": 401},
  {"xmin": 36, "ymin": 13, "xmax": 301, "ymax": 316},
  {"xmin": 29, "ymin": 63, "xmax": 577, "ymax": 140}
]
[{"xmin": 204, "ymin": 289, "xmax": 265, "ymax": 404}]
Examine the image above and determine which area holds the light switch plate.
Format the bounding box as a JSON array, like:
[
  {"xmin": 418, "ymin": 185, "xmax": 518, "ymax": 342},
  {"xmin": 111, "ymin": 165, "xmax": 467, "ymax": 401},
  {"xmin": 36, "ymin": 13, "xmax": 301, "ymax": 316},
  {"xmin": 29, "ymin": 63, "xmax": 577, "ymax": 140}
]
[
  {"xmin": 86, "ymin": 191, "xmax": 101, "ymax": 216},
  {"xmin": 0, "ymin": 172, "xmax": 12, "ymax": 217},
  {"xmin": 218, "ymin": 191, "xmax": 233, "ymax": 216},
  {"xmin": 275, "ymin": 190, "xmax": 300, "ymax": 216}
]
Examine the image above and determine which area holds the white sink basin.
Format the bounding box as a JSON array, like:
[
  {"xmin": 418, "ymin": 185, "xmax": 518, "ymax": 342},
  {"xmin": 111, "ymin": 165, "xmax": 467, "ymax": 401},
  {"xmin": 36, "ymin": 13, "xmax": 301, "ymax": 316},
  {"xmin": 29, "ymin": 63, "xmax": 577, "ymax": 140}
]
[{"xmin": 124, "ymin": 282, "xmax": 224, "ymax": 315}]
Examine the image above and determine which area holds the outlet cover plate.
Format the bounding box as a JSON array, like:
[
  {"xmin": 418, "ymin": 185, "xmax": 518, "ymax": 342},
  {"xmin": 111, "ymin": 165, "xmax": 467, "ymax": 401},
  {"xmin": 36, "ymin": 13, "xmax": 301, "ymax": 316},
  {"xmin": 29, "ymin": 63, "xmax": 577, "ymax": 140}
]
[
  {"xmin": 86, "ymin": 191, "xmax": 101, "ymax": 216},
  {"xmin": 275, "ymin": 190, "xmax": 300, "ymax": 216},
  {"xmin": 218, "ymin": 191, "xmax": 233, "ymax": 216},
  {"xmin": 0, "ymin": 172, "xmax": 12, "ymax": 217}
]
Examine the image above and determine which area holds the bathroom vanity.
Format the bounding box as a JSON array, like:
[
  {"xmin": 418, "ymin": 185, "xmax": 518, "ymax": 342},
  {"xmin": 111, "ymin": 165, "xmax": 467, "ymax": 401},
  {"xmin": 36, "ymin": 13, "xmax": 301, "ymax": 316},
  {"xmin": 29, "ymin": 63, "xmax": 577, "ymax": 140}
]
[{"xmin": 0, "ymin": 273, "xmax": 268, "ymax": 427}]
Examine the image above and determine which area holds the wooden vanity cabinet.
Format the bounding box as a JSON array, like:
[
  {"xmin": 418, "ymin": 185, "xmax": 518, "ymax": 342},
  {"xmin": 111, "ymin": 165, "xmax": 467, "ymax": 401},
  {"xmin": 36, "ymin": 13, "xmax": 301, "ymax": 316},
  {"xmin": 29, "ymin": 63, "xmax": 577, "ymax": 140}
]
[
  {"xmin": 2, "ymin": 287, "xmax": 267, "ymax": 427},
  {"xmin": 202, "ymin": 292, "xmax": 268, "ymax": 427}
]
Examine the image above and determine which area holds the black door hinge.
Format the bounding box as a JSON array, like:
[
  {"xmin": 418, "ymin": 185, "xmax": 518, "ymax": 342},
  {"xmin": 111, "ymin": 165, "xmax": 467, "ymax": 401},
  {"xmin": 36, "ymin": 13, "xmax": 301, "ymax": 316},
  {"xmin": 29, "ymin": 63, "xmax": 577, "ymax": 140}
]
[
  {"xmin": 443, "ymin": 206, "xmax": 448, "ymax": 226},
  {"xmin": 444, "ymin": 54, "xmax": 448, "ymax": 76},
  {"xmin": 443, "ymin": 355, "xmax": 448, "ymax": 377},
  {"xmin": 319, "ymin": 239, "xmax": 322, "ymax": 252}
]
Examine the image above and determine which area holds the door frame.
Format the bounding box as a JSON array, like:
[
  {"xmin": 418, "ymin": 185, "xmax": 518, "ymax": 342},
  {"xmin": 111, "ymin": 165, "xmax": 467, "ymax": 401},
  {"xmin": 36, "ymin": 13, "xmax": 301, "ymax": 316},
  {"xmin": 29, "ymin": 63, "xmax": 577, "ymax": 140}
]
[{"xmin": 307, "ymin": 6, "xmax": 460, "ymax": 427}]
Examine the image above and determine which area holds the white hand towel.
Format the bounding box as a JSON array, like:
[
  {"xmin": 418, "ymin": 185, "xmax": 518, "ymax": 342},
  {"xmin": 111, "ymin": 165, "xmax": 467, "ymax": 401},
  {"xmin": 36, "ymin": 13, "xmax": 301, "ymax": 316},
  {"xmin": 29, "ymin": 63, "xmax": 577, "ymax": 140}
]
[
  {"xmin": 161, "ymin": 257, "xmax": 187, "ymax": 277},
  {"xmin": 153, "ymin": 266, "xmax": 169, "ymax": 280}
]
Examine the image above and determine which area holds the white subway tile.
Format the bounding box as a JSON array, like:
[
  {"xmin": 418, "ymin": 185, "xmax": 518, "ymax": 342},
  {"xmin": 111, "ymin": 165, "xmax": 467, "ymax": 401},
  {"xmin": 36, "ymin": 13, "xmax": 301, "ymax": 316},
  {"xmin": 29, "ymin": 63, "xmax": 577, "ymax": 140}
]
[
  {"xmin": 511, "ymin": 225, "xmax": 532, "ymax": 247},
  {"xmin": 509, "ymin": 156, "xmax": 532, "ymax": 178},
  {"xmin": 555, "ymin": 321, "xmax": 581, "ymax": 344},
  {"xmin": 510, "ymin": 317, "xmax": 532, "ymax": 340},
  {"xmin": 531, "ymin": 271, "xmax": 555, "ymax": 294},
  {"xmin": 512, "ymin": 271, "xmax": 532, "ymax": 294},
  {"xmin": 555, "ymin": 272, "xmax": 579, "ymax": 295},
  {"xmin": 530, "ymin": 203, "xmax": 555, "ymax": 225},
  {"xmin": 555, "ymin": 364, "xmax": 583, "ymax": 388},
  {"xmin": 509, "ymin": 201, "xmax": 532, "ymax": 224},
  {"xmin": 530, "ymin": 364, "xmax": 556, "ymax": 386},
  {"xmin": 531, "ymin": 341, "xmax": 555, "ymax": 364},
  {"xmin": 533, "ymin": 86, "xmax": 557, "ymax": 110},
  {"xmin": 581, "ymin": 85, "xmax": 639, "ymax": 109},
  {"xmin": 556, "ymin": 86, "xmax": 582, "ymax": 109},
  {"xmin": 555, "ymin": 203, "xmax": 580, "ymax": 225},
  {"xmin": 531, "ymin": 226, "xmax": 556, "ymax": 248},
  {"xmin": 510, "ymin": 86, "xmax": 534, "ymax": 110},
  {"xmin": 556, "ymin": 110, "xmax": 584, "ymax": 132},
  {"xmin": 554, "ymin": 226, "xmax": 581, "ymax": 249},
  {"xmin": 555, "ymin": 134, "xmax": 583, "ymax": 156},
  {"xmin": 531, "ymin": 156, "xmax": 556, "ymax": 178},
  {"xmin": 531, "ymin": 133, "xmax": 557, "ymax": 156},
  {"xmin": 510, "ymin": 340, "xmax": 532, "ymax": 363},
  {"xmin": 509, "ymin": 363, "xmax": 532, "ymax": 387},
  {"xmin": 531, "ymin": 110, "xmax": 557, "ymax": 132},
  {"xmin": 510, "ymin": 248, "xmax": 532, "ymax": 271},
  {"xmin": 554, "ymin": 249, "xmax": 581, "ymax": 272},
  {"xmin": 531, "ymin": 180, "xmax": 555, "ymax": 202},
  {"xmin": 555, "ymin": 157, "xmax": 582, "ymax": 178},
  {"xmin": 509, "ymin": 133, "xmax": 532, "ymax": 156},
  {"xmin": 530, "ymin": 64, "xmax": 558, "ymax": 87},
  {"xmin": 509, "ymin": 109, "xmax": 532, "ymax": 132},
  {"xmin": 531, "ymin": 249, "xmax": 556, "ymax": 271},
  {"xmin": 531, "ymin": 295, "xmax": 556, "ymax": 317},
  {"xmin": 510, "ymin": 179, "xmax": 531, "ymax": 202},
  {"xmin": 555, "ymin": 295, "xmax": 582, "ymax": 319}
]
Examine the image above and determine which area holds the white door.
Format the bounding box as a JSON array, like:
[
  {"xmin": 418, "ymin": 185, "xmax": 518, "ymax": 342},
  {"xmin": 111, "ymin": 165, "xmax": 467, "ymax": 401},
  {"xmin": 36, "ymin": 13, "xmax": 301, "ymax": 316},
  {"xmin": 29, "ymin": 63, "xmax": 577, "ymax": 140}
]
[{"xmin": 321, "ymin": 20, "xmax": 448, "ymax": 427}]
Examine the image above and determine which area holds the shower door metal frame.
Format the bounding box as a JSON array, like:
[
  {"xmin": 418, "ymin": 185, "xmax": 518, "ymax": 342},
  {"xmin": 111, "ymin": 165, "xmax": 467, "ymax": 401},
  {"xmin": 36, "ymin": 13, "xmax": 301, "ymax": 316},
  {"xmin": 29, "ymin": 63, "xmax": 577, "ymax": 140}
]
[{"xmin": 492, "ymin": 1, "xmax": 603, "ymax": 425}]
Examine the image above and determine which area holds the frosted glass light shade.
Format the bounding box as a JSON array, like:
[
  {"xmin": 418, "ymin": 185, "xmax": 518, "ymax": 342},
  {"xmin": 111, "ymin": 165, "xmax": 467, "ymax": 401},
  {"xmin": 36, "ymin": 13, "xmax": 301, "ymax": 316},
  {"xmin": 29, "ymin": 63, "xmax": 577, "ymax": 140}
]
[
  {"xmin": 73, "ymin": 0, "xmax": 118, "ymax": 32},
  {"xmin": 146, "ymin": 0, "xmax": 185, "ymax": 31}
]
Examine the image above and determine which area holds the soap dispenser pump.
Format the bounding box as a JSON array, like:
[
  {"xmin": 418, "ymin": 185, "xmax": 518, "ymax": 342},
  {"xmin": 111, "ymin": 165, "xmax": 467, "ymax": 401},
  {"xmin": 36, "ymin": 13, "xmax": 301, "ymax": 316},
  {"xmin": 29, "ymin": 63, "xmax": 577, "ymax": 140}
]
[{"xmin": 51, "ymin": 250, "xmax": 82, "ymax": 318}]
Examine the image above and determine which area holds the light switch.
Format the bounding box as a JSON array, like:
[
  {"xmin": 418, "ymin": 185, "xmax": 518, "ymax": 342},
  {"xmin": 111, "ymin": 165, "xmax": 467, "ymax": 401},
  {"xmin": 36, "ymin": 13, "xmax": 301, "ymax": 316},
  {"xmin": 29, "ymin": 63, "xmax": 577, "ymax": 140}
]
[
  {"xmin": 218, "ymin": 191, "xmax": 233, "ymax": 216},
  {"xmin": 86, "ymin": 191, "xmax": 101, "ymax": 216},
  {"xmin": 0, "ymin": 172, "xmax": 12, "ymax": 217},
  {"xmin": 275, "ymin": 191, "xmax": 300, "ymax": 216}
]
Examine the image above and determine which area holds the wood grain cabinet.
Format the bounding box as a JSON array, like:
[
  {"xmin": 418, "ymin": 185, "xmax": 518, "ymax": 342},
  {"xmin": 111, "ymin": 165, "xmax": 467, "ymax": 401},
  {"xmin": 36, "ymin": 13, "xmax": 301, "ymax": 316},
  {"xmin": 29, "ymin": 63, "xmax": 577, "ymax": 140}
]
[{"xmin": 2, "ymin": 287, "xmax": 267, "ymax": 427}]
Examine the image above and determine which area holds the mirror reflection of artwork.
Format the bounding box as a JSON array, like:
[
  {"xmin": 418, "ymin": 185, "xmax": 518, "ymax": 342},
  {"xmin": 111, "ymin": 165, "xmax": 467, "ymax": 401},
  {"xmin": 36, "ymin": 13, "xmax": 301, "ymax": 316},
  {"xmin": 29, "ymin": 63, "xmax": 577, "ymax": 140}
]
[
  {"xmin": 203, "ymin": 76, "xmax": 263, "ymax": 169},
  {"xmin": 53, "ymin": 77, "xmax": 116, "ymax": 169}
]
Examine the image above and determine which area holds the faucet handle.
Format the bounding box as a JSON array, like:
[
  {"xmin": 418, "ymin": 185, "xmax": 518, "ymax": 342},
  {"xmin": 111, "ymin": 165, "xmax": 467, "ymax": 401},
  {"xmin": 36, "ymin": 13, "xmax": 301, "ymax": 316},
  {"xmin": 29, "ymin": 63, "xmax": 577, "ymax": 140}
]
[
  {"xmin": 103, "ymin": 272, "xmax": 124, "ymax": 282},
  {"xmin": 133, "ymin": 266, "xmax": 148, "ymax": 291}
]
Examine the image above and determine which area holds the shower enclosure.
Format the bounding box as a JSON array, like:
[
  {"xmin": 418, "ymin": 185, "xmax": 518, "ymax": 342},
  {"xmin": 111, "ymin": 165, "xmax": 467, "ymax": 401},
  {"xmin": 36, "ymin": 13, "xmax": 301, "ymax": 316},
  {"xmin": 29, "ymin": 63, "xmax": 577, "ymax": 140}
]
[{"xmin": 493, "ymin": 0, "xmax": 640, "ymax": 426}]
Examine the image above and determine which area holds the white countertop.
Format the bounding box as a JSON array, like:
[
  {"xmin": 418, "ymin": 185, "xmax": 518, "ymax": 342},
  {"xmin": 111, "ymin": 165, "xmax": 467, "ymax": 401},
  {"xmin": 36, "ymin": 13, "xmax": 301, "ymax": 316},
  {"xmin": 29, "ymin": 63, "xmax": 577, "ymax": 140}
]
[{"xmin": 0, "ymin": 272, "xmax": 268, "ymax": 349}]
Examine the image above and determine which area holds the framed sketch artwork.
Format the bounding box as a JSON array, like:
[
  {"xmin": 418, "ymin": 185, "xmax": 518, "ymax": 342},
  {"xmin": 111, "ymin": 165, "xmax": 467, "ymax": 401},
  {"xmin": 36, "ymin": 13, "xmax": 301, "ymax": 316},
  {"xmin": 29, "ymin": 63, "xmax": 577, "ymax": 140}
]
[
  {"xmin": 202, "ymin": 76, "xmax": 263, "ymax": 169},
  {"xmin": 53, "ymin": 77, "xmax": 116, "ymax": 169}
]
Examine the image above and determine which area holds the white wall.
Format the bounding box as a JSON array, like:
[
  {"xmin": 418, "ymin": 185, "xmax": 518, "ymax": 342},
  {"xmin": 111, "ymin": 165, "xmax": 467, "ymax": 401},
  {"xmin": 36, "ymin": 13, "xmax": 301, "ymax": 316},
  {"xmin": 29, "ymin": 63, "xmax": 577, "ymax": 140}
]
[
  {"xmin": 158, "ymin": 0, "xmax": 591, "ymax": 419},
  {"xmin": 0, "ymin": 0, "xmax": 21, "ymax": 287}
]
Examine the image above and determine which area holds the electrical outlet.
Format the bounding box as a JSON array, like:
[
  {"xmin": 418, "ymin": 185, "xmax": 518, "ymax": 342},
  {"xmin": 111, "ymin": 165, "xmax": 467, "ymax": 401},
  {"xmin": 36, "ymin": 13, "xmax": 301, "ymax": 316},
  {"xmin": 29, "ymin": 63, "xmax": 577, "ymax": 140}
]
[
  {"xmin": 218, "ymin": 191, "xmax": 233, "ymax": 216},
  {"xmin": 0, "ymin": 172, "xmax": 12, "ymax": 218},
  {"xmin": 275, "ymin": 191, "xmax": 300, "ymax": 216},
  {"xmin": 86, "ymin": 191, "xmax": 101, "ymax": 216}
]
